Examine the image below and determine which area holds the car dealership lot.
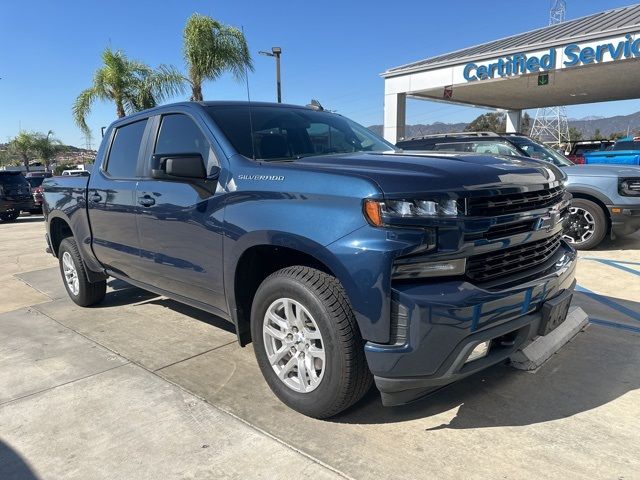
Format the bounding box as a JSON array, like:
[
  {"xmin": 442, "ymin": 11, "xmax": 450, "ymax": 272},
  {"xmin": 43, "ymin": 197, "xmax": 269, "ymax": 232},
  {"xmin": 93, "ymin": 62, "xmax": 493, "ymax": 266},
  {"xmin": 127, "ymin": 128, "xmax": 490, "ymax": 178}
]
[{"xmin": 1, "ymin": 216, "xmax": 639, "ymax": 479}]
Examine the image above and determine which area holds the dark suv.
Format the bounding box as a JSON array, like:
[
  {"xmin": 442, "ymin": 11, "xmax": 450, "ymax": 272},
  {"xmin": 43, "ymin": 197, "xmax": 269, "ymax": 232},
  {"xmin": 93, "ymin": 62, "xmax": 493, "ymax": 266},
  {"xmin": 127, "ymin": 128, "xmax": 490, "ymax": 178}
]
[{"xmin": 0, "ymin": 171, "xmax": 34, "ymax": 222}]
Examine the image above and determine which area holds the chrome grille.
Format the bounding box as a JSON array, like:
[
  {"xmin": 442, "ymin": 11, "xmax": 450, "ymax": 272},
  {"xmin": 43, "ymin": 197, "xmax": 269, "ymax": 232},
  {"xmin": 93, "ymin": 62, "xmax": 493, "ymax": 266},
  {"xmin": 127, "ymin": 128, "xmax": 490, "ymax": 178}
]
[
  {"xmin": 467, "ymin": 232, "xmax": 563, "ymax": 282},
  {"xmin": 465, "ymin": 186, "xmax": 565, "ymax": 216}
]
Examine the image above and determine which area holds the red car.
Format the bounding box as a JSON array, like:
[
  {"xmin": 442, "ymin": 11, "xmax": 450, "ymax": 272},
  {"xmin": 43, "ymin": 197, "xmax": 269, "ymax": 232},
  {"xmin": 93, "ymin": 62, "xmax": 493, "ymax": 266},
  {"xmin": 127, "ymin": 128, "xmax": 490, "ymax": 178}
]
[{"xmin": 25, "ymin": 172, "xmax": 52, "ymax": 213}]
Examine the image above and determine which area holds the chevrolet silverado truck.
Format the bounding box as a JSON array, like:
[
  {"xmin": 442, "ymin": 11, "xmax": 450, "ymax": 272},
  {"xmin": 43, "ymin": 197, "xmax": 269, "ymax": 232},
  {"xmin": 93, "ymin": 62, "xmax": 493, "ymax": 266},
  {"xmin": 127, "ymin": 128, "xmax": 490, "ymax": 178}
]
[
  {"xmin": 398, "ymin": 132, "xmax": 640, "ymax": 249},
  {"xmin": 584, "ymin": 138, "xmax": 640, "ymax": 165},
  {"xmin": 43, "ymin": 102, "xmax": 576, "ymax": 418}
]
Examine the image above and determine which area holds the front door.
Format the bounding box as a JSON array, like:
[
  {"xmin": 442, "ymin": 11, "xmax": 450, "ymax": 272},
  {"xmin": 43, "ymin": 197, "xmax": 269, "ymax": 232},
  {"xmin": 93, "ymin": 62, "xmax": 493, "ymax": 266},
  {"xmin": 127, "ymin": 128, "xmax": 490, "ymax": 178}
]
[{"xmin": 135, "ymin": 113, "xmax": 227, "ymax": 314}]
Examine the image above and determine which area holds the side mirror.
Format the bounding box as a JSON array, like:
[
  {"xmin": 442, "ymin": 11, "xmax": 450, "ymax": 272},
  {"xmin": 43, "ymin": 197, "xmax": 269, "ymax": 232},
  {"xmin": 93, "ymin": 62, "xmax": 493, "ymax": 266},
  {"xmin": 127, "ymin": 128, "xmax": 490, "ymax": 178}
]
[{"xmin": 151, "ymin": 153, "xmax": 210, "ymax": 180}]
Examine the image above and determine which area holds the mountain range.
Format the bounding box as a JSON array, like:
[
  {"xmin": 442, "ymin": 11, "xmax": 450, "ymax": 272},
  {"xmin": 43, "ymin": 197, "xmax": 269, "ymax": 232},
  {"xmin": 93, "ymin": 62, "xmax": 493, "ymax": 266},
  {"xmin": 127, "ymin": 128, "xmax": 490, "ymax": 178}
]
[{"xmin": 368, "ymin": 110, "xmax": 640, "ymax": 140}]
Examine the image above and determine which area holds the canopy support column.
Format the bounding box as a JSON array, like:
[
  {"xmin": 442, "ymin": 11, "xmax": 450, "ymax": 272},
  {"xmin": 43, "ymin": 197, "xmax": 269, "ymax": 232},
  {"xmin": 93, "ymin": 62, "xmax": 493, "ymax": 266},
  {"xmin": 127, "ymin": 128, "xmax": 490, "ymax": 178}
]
[
  {"xmin": 505, "ymin": 109, "xmax": 522, "ymax": 133},
  {"xmin": 383, "ymin": 92, "xmax": 406, "ymax": 143}
]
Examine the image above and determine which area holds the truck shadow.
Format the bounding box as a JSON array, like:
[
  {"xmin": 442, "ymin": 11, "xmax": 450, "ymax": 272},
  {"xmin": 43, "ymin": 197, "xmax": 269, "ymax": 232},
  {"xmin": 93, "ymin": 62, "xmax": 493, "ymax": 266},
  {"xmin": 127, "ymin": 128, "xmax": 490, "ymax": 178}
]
[
  {"xmin": 0, "ymin": 440, "xmax": 39, "ymax": 480},
  {"xmin": 592, "ymin": 232, "xmax": 640, "ymax": 251},
  {"xmin": 97, "ymin": 279, "xmax": 158, "ymax": 307},
  {"xmin": 99, "ymin": 283, "xmax": 236, "ymax": 334},
  {"xmin": 95, "ymin": 278, "xmax": 639, "ymax": 430},
  {"xmin": 142, "ymin": 297, "xmax": 236, "ymax": 334},
  {"xmin": 333, "ymin": 324, "xmax": 639, "ymax": 427}
]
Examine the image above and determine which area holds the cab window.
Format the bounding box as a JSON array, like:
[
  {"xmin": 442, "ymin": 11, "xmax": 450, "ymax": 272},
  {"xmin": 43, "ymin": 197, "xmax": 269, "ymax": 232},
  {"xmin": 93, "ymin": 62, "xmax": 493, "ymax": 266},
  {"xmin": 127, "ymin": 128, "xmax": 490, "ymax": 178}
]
[
  {"xmin": 154, "ymin": 114, "xmax": 212, "ymax": 162},
  {"xmin": 105, "ymin": 120, "xmax": 147, "ymax": 178}
]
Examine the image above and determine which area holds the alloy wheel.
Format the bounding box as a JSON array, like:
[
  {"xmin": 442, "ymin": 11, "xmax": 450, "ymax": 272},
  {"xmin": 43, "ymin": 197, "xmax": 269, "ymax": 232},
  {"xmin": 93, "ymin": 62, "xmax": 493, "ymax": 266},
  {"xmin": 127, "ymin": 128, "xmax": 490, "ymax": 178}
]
[
  {"xmin": 262, "ymin": 297, "xmax": 325, "ymax": 393},
  {"xmin": 563, "ymin": 206, "xmax": 596, "ymax": 244},
  {"xmin": 61, "ymin": 251, "xmax": 80, "ymax": 295}
]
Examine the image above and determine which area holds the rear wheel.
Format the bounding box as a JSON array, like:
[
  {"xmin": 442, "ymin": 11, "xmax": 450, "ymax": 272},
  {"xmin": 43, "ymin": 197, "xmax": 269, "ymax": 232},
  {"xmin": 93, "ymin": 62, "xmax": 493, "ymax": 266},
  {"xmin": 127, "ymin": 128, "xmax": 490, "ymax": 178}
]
[
  {"xmin": 563, "ymin": 198, "xmax": 607, "ymax": 250},
  {"xmin": 251, "ymin": 266, "xmax": 372, "ymax": 418},
  {"xmin": 58, "ymin": 237, "xmax": 106, "ymax": 306},
  {"xmin": 0, "ymin": 211, "xmax": 20, "ymax": 222}
]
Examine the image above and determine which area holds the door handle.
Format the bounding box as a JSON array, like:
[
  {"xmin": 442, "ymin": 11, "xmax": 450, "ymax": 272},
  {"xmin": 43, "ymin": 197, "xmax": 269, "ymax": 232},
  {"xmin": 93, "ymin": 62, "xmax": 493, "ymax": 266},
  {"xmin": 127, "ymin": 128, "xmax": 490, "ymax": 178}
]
[
  {"xmin": 138, "ymin": 196, "xmax": 155, "ymax": 207},
  {"xmin": 89, "ymin": 193, "xmax": 102, "ymax": 203}
]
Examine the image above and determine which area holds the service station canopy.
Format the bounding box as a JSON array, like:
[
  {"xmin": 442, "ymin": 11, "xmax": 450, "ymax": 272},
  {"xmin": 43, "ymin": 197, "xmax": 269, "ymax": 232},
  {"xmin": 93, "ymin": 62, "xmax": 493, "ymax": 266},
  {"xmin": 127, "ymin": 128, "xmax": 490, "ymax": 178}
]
[{"xmin": 381, "ymin": 4, "xmax": 640, "ymax": 143}]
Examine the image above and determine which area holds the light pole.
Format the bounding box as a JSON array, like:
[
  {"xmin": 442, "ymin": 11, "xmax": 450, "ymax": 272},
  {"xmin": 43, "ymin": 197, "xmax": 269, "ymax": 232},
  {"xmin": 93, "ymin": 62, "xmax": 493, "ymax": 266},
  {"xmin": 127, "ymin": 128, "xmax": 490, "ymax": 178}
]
[{"xmin": 259, "ymin": 47, "xmax": 282, "ymax": 103}]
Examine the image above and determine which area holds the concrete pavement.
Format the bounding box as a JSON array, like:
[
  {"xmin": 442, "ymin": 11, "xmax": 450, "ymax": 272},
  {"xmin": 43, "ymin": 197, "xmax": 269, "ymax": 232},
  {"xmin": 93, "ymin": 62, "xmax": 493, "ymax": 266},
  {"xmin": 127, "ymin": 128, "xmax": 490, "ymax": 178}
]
[{"xmin": 1, "ymin": 214, "xmax": 639, "ymax": 479}]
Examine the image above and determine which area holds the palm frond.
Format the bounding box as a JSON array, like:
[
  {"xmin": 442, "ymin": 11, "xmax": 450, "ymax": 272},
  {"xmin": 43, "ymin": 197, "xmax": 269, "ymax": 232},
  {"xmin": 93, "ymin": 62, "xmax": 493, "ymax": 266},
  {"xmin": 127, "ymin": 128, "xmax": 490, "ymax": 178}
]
[
  {"xmin": 73, "ymin": 87, "xmax": 99, "ymax": 135},
  {"xmin": 147, "ymin": 65, "xmax": 187, "ymax": 102},
  {"xmin": 74, "ymin": 46, "xmax": 187, "ymax": 127},
  {"xmin": 183, "ymin": 13, "xmax": 253, "ymax": 96}
]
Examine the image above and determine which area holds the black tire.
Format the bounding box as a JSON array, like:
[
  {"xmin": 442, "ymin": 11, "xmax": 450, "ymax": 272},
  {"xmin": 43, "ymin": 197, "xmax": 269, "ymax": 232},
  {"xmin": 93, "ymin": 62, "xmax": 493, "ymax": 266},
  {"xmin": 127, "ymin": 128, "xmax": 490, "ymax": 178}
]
[
  {"xmin": 564, "ymin": 198, "xmax": 607, "ymax": 250},
  {"xmin": 0, "ymin": 211, "xmax": 20, "ymax": 223},
  {"xmin": 251, "ymin": 266, "xmax": 372, "ymax": 419},
  {"xmin": 58, "ymin": 237, "xmax": 106, "ymax": 306}
]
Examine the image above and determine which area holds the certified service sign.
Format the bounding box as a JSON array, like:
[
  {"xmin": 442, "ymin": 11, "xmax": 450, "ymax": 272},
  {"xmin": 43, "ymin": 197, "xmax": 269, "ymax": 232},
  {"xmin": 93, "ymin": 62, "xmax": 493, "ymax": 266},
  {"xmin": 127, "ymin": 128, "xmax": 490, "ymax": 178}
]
[{"xmin": 463, "ymin": 34, "xmax": 640, "ymax": 81}]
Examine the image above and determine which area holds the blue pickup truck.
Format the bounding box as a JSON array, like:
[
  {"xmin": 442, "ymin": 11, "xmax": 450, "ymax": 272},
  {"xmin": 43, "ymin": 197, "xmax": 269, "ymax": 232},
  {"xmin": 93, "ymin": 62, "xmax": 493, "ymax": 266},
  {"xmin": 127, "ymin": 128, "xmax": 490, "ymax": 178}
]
[
  {"xmin": 585, "ymin": 138, "xmax": 640, "ymax": 165},
  {"xmin": 43, "ymin": 101, "xmax": 576, "ymax": 418}
]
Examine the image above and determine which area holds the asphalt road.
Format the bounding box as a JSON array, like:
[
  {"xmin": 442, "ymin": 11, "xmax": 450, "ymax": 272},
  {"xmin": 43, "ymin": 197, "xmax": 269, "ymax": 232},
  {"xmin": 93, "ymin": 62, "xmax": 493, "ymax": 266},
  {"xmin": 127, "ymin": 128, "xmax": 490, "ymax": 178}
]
[{"xmin": 1, "ymin": 215, "xmax": 638, "ymax": 479}]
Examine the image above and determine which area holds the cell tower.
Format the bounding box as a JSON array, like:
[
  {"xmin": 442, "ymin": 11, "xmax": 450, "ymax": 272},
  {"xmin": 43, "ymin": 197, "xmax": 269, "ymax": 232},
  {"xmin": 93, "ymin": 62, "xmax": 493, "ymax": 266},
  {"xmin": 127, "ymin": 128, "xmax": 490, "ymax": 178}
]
[
  {"xmin": 530, "ymin": 0, "xmax": 571, "ymax": 148},
  {"xmin": 83, "ymin": 130, "xmax": 94, "ymax": 151}
]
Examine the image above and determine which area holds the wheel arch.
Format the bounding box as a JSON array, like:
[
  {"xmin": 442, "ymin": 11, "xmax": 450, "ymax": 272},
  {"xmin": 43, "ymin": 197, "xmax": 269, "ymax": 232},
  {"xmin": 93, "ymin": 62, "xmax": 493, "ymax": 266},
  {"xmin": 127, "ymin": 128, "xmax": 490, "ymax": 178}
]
[
  {"xmin": 226, "ymin": 232, "xmax": 355, "ymax": 347},
  {"xmin": 47, "ymin": 210, "xmax": 107, "ymax": 282},
  {"xmin": 47, "ymin": 212, "xmax": 74, "ymax": 257}
]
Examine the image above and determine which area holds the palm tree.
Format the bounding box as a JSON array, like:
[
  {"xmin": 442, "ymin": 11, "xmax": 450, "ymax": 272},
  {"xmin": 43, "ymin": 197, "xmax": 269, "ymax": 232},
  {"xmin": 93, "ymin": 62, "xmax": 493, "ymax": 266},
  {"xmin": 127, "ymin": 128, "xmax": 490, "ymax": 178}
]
[
  {"xmin": 183, "ymin": 13, "xmax": 253, "ymax": 101},
  {"xmin": 9, "ymin": 131, "xmax": 37, "ymax": 172},
  {"xmin": 73, "ymin": 47, "xmax": 185, "ymax": 134},
  {"xmin": 33, "ymin": 130, "xmax": 65, "ymax": 172}
]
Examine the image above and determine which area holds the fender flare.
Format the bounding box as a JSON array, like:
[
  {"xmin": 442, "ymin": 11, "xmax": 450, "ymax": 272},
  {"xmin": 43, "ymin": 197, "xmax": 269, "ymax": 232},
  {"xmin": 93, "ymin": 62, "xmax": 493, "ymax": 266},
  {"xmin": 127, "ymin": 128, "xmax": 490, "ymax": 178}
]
[
  {"xmin": 46, "ymin": 210, "xmax": 107, "ymax": 282},
  {"xmin": 566, "ymin": 185, "xmax": 613, "ymax": 206},
  {"xmin": 224, "ymin": 230, "xmax": 359, "ymax": 342}
]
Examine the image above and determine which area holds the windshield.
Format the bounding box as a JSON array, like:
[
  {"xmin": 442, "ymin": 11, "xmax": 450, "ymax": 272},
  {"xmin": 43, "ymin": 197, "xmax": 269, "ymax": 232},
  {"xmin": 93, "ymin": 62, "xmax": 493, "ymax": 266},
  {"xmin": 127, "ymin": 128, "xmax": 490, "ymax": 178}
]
[
  {"xmin": 0, "ymin": 173, "xmax": 29, "ymax": 186},
  {"xmin": 26, "ymin": 177, "xmax": 44, "ymax": 187},
  {"xmin": 508, "ymin": 137, "xmax": 573, "ymax": 167},
  {"xmin": 613, "ymin": 140, "xmax": 640, "ymax": 151},
  {"xmin": 432, "ymin": 140, "xmax": 522, "ymax": 156},
  {"xmin": 206, "ymin": 105, "xmax": 396, "ymax": 161}
]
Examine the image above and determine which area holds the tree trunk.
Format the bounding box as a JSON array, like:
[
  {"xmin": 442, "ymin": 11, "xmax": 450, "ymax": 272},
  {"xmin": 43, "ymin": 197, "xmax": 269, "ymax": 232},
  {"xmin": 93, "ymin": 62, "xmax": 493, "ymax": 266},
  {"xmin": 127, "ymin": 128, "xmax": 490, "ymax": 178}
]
[
  {"xmin": 191, "ymin": 83, "xmax": 203, "ymax": 102},
  {"xmin": 116, "ymin": 99, "xmax": 125, "ymax": 118},
  {"xmin": 21, "ymin": 153, "xmax": 29, "ymax": 172}
]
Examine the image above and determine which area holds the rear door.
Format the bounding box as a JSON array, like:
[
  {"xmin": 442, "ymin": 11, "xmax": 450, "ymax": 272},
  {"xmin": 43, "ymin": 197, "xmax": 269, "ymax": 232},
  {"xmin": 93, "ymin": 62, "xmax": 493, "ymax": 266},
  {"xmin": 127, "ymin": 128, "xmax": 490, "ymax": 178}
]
[
  {"xmin": 135, "ymin": 112, "xmax": 227, "ymax": 313},
  {"xmin": 88, "ymin": 118, "xmax": 149, "ymax": 278}
]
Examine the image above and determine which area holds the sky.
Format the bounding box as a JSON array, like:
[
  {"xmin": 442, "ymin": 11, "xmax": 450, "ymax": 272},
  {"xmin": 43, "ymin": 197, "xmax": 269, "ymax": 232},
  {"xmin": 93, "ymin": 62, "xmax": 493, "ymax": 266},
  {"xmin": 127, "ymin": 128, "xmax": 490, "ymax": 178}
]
[{"xmin": 1, "ymin": 0, "xmax": 638, "ymax": 147}]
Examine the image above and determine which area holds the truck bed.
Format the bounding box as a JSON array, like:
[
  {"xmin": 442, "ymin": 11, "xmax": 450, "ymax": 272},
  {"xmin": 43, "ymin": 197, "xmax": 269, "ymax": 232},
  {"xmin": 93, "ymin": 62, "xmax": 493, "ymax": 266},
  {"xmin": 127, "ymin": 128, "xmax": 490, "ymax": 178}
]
[{"xmin": 585, "ymin": 150, "xmax": 640, "ymax": 165}]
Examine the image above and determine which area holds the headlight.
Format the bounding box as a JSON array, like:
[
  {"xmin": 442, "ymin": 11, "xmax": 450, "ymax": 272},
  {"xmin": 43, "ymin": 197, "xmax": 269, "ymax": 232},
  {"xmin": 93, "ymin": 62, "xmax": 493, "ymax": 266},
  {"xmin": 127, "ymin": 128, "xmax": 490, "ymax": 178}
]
[
  {"xmin": 364, "ymin": 198, "xmax": 461, "ymax": 226},
  {"xmin": 619, "ymin": 178, "xmax": 640, "ymax": 196}
]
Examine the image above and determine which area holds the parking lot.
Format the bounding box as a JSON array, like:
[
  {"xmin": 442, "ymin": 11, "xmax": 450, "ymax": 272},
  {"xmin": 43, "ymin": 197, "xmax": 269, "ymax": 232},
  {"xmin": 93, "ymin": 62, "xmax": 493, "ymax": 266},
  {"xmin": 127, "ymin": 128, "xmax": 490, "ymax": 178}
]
[{"xmin": 1, "ymin": 215, "xmax": 639, "ymax": 479}]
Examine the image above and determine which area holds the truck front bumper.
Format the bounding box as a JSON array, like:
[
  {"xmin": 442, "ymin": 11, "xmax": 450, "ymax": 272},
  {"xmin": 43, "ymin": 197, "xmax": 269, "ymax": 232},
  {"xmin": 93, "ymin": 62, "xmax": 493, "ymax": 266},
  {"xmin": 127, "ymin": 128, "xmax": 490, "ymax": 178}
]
[
  {"xmin": 365, "ymin": 241, "xmax": 577, "ymax": 406},
  {"xmin": 609, "ymin": 204, "xmax": 640, "ymax": 237}
]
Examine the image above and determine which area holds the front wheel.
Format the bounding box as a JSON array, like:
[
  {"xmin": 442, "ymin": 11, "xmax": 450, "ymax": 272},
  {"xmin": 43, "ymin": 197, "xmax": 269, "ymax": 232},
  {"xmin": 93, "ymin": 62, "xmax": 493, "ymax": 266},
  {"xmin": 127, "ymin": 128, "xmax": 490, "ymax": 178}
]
[
  {"xmin": 562, "ymin": 198, "xmax": 607, "ymax": 250},
  {"xmin": 251, "ymin": 266, "xmax": 372, "ymax": 418},
  {"xmin": 58, "ymin": 237, "xmax": 106, "ymax": 306}
]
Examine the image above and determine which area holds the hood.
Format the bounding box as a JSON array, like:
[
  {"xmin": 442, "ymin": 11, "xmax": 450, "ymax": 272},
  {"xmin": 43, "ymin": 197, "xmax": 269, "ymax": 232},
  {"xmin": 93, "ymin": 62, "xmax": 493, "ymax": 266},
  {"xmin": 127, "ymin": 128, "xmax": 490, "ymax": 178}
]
[
  {"xmin": 563, "ymin": 164, "xmax": 640, "ymax": 178},
  {"xmin": 290, "ymin": 151, "xmax": 564, "ymax": 196}
]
